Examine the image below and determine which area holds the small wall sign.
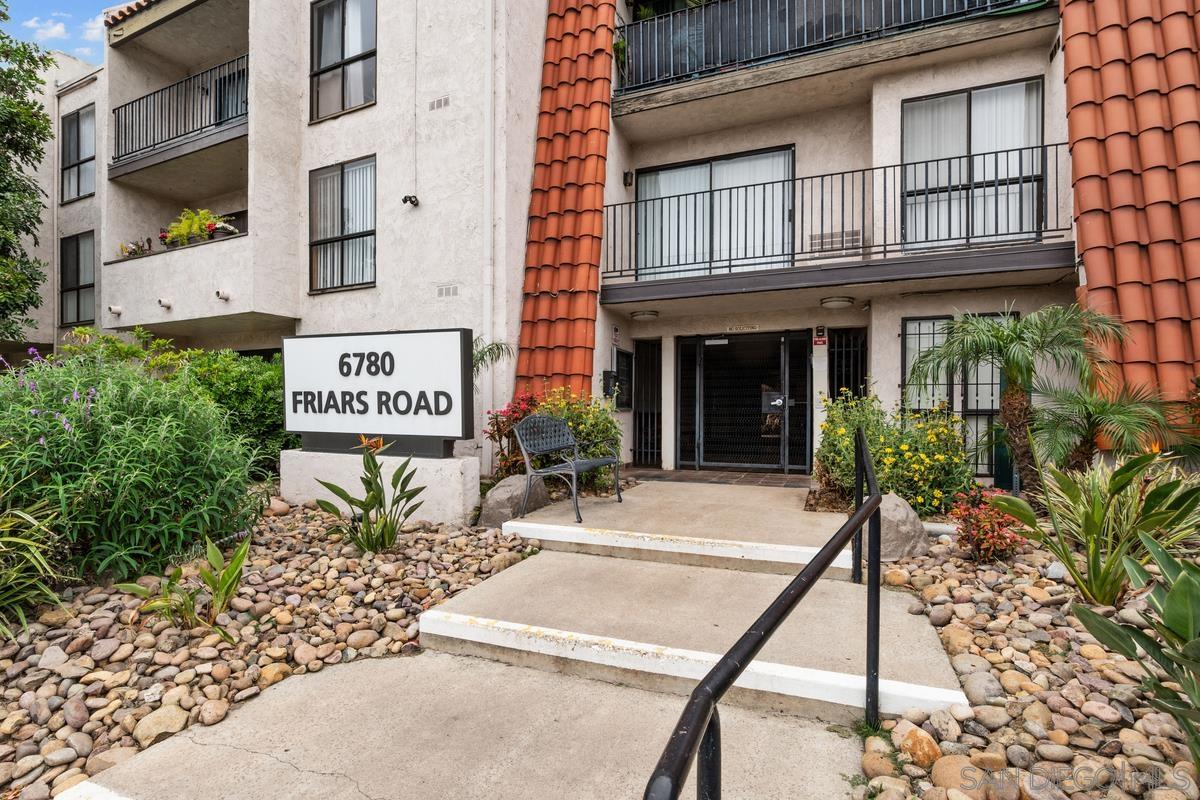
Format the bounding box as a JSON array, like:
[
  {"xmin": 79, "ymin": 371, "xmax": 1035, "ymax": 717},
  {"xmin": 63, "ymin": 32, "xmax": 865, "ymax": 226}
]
[{"xmin": 283, "ymin": 329, "xmax": 473, "ymax": 439}]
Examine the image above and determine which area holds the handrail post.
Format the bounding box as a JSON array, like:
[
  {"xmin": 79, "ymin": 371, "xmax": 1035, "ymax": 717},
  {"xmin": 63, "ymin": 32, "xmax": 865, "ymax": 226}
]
[
  {"xmin": 865, "ymin": 502, "xmax": 881, "ymax": 727},
  {"xmin": 852, "ymin": 429, "xmax": 863, "ymax": 584},
  {"xmin": 697, "ymin": 708, "xmax": 721, "ymax": 800}
]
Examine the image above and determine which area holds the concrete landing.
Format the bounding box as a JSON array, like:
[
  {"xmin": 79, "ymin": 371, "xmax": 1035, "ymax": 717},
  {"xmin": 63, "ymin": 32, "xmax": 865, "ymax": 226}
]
[
  {"xmin": 422, "ymin": 552, "xmax": 965, "ymax": 721},
  {"xmin": 59, "ymin": 653, "xmax": 862, "ymax": 800},
  {"xmin": 506, "ymin": 482, "xmax": 853, "ymax": 575}
]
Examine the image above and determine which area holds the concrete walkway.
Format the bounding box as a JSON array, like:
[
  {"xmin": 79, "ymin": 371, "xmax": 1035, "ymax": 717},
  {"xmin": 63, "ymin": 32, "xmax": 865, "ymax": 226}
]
[{"xmin": 60, "ymin": 653, "xmax": 861, "ymax": 800}]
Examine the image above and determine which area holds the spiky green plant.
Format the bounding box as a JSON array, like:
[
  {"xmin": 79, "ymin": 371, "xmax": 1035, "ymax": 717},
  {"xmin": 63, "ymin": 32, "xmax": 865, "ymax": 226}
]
[
  {"xmin": 472, "ymin": 337, "xmax": 514, "ymax": 382},
  {"xmin": 316, "ymin": 440, "xmax": 425, "ymax": 553},
  {"xmin": 0, "ymin": 494, "xmax": 61, "ymax": 640},
  {"xmin": 1074, "ymin": 534, "xmax": 1200, "ymax": 771},
  {"xmin": 990, "ymin": 451, "xmax": 1200, "ymax": 606},
  {"xmin": 1033, "ymin": 382, "xmax": 1175, "ymax": 471},
  {"xmin": 906, "ymin": 304, "xmax": 1125, "ymax": 499}
]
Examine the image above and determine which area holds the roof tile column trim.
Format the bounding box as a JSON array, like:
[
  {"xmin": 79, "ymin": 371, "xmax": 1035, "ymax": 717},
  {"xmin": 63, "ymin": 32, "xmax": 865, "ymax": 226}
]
[
  {"xmin": 1061, "ymin": 0, "xmax": 1200, "ymax": 401},
  {"xmin": 515, "ymin": 0, "xmax": 616, "ymax": 397}
]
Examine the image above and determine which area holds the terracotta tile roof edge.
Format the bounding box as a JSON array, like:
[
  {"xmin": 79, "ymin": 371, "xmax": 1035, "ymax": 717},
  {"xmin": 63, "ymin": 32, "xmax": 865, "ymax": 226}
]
[{"xmin": 104, "ymin": 0, "xmax": 160, "ymax": 27}]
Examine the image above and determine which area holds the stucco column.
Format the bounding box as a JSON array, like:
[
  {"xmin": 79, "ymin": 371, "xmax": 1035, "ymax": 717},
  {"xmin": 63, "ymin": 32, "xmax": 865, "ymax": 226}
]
[
  {"xmin": 660, "ymin": 336, "xmax": 676, "ymax": 470},
  {"xmin": 811, "ymin": 337, "xmax": 829, "ymax": 453}
]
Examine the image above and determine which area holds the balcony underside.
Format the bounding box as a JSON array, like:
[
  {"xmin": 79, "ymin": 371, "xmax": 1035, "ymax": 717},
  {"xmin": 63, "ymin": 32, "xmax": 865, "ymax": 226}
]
[
  {"xmin": 118, "ymin": 311, "xmax": 297, "ymax": 340},
  {"xmin": 109, "ymin": 134, "xmax": 247, "ymax": 201},
  {"xmin": 599, "ymin": 240, "xmax": 1077, "ymax": 307},
  {"xmin": 613, "ymin": 6, "xmax": 1059, "ymax": 142}
]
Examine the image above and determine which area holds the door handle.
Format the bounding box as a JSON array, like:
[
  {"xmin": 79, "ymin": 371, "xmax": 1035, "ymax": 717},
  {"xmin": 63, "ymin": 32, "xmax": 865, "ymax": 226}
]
[{"xmin": 770, "ymin": 398, "xmax": 784, "ymax": 407}]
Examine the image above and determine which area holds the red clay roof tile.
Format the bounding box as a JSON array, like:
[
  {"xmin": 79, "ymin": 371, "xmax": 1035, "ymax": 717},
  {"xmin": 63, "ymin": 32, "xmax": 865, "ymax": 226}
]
[
  {"xmin": 1063, "ymin": 0, "xmax": 1200, "ymax": 401},
  {"xmin": 515, "ymin": 0, "xmax": 616, "ymax": 398},
  {"xmin": 104, "ymin": 0, "xmax": 159, "ymax": 26}
]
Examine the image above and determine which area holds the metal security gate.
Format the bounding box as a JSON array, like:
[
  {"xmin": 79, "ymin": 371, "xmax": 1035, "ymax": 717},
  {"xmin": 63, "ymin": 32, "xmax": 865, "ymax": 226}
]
[
  {"xmin": 829, "ymin": 327, "xmax": 868, "ymax": 397},
  {"xmin": 633, "ymin": 339, "xmax": 663, "ymax": 467},
  {"xmin": 677, "ymin": 331, "xmax": 812, "ymax": 472}
]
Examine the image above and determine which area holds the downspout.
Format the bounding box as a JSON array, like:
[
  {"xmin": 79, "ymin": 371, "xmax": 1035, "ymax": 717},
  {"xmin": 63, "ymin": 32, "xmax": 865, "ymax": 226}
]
[{"xmin": 481, "ymin": 0, "xmax": 498, "ymax": 470}]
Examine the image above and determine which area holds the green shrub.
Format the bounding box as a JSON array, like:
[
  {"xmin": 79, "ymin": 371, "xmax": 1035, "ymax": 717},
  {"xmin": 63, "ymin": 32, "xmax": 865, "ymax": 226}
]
[
  {"xmin": 0, "ymin": 459, "xmax": 62, "ymax": 638},
  {"xmin": 316, "ymin": 439, "xmax": 425, "ymax": 553},
  {"xmin": 815, "ymin": 391, "xmax": 972, "ymax": 516},
  {"xmin": 179, "ymin": 350, "xmax": 298, "ymax": 476},
  {"xmin": 990, "ymin": 452, "xmax": 1200, "ymax": 606},
  {"xmin": 1073, "ymin": 534, "xmax": 1200, "ymax": 771},
  {"xmin": 0, "ymin": 352, "xmax": 261, "ymax": 579}
]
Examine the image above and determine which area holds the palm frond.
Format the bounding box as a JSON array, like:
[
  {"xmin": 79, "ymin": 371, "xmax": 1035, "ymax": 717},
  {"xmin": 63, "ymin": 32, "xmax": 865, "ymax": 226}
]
[{"xmin": 471, "ymin": 337, "xmax": 514, "ymax": 379}]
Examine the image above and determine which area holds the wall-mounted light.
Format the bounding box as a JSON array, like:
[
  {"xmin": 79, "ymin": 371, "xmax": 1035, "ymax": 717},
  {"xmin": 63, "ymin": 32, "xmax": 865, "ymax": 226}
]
[
  {"xmin": 107, "ymin": 305, "xmax": 122, "ymax": 317},
  {"xmin": 623, "ymin": 171, "xmax": 634, "ymax": 187},
  {"xmin": 402, "ymin": 195, "xmax": 420, "ymax": 207},
  {"xmin": 215, "ymin": 290, "xmax": 231, "ymax": 301},
  {"xmin": 819, "ymin": 296, "xmax": 854, "ymax": 310},
  {"xmin": 630, "ymin": 309, "xmax": 659, "ymax": 321},
  {"xmin": 157, "ymin": 299, "xmax": 173, "ymax": 310}
]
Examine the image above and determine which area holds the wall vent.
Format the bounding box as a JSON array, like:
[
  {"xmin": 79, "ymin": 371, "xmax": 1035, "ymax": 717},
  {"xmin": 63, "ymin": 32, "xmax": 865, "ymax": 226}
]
[
  {"xmin": 429, "ymin": 95, "xmax": 451, "ymax": 111},
  {"xmin": 436, "ymin": 283, "xmax": 460, "ymax": 299},
  {"xmin": 808, "ymin": 229, "xmax": 863, "ymax": 253}
]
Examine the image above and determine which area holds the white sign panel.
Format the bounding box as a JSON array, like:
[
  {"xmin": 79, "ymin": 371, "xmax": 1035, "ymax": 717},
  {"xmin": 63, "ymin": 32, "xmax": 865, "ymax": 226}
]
[{"xmin": 283, "ymin": 329, "xmax": 472, "ymax": 439}]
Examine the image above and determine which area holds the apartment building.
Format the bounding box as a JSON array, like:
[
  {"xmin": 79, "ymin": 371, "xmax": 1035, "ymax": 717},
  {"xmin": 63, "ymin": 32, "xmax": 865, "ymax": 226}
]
[
  {"xmin": 2, "ymin": 53, "xmax": 104, "ymax": 365},
  {"xmin": 18, "ymin": 0, "xmax": 1196, "ymax": 488}
]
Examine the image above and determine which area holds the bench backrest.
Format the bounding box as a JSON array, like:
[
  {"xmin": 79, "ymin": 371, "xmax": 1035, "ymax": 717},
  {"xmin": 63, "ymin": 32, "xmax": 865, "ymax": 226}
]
[{"xmin": 514, "ymin": 415, "xmax": 577, "ymax": 459}]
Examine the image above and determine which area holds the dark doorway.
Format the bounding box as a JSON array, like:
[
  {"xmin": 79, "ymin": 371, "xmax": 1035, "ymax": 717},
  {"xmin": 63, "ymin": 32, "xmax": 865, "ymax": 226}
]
[
  {"xmin": 677, "ymin": 331, "xmax": 812, "ymax": 472},
  {"xmin": 829, "ymin": 327, "xmax": 869, "ymax": 397},
  {"xmin": 632, "ymin": 339, "xmax": 663, "ymax": 467}
]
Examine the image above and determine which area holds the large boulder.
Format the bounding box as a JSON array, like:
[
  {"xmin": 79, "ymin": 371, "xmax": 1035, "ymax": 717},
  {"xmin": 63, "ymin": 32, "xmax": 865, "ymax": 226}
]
[
  {"xmin": 878, "ymin": 493, "xmax": 930, "ymax": 561},
  {"xmin": 478, "ymin": 474, "xmax": 550, "ymax": 528}
]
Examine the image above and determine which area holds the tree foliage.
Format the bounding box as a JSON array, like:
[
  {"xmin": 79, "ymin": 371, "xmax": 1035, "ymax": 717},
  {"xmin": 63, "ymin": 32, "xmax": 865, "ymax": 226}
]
[{"xmin": 0, "ymin": 5, "xmax": 54, "ymax": 342}]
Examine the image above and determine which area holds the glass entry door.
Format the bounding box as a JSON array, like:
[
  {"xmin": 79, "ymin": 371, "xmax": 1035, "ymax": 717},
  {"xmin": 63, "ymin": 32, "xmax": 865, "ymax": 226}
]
[{"xmin": 677, "ymin": 330, "xmax": 812, "ymax": 472}]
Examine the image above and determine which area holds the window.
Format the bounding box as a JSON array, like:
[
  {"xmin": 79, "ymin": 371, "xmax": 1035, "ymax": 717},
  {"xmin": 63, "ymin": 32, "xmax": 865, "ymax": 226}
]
[
  {"xmin": 60, "ymin": 232, "xmax": 95, "ymax": 326},
  {"xmin": 901, "ymin": 79, "xmax": 1043, "ymax": 245},
  {"xmin": 310, "ymin": 156, "xmax": 376, "ymax": 291},
  {"xmin": 636, "ymin": 148, "xmax": 793, "ymax": 279},
  {"xmin": 311, "ymin": 0, "xmax": 377, "ymax": 120},
  {"xmin": 901, "ymin": 314, "xmax": 1011, "ymax": 478},
  {"xmin": 61, "ymin": 106, "xmax": 96, "ymax": 202}
]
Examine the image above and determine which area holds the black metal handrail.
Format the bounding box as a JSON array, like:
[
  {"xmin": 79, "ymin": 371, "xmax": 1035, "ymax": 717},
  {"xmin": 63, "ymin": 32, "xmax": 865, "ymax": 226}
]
[
  {"xmin": 643, "ymin": 427, "xmax": 882, "ymax": 800},
  {"xmin": 112, "ymin": 54, "xmax": 249, "ymax": 161},
  {"xmin": 602, "ymin": 142, "xmax": 1069, "ymax": 282},
  {"xmin": 616, "ymin": 0, "xmax": 1044, "ymax": 93}
]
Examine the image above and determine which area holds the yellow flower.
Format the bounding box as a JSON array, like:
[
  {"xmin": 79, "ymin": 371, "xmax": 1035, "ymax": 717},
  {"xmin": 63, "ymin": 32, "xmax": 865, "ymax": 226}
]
[
  {"xmin": 836, "ymin": 427, "xmax": 846, "ymax": 435},
  {"xmin": 933, "ymin": 489, "xmax": 943, "ymax": 497},
  {"xmin": 883, "ymin": 456, "xmax": 896, "ymax": 465},
  {"xmin": 900, "ymin": 444, "xmax": 909, "ymax": 452},
  {"xmin": 820, "ymin": 422, "xmax": 828, "ymax": 430},
  {"xmin": 916, "ymin": 496, "xmax": 924, "ymax": 504},
  {"xmin": 884, "ymin": 447, "xmax": 894, "ymax": 454}
]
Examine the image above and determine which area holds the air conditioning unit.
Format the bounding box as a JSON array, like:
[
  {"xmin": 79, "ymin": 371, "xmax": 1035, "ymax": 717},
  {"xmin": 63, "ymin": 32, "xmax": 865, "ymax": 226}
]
[{"xmin": 808, "ymin": 229, "xmax": 864, "ymax": 253}]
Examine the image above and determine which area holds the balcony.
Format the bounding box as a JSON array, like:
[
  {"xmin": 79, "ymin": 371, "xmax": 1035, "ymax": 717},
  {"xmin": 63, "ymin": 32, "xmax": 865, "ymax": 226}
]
[
  {"xmin": 601, "ymin": 143, "xmax": 1074, "ymax": 302},
  {"xmin": 111, "ymin": 54, "xmax": 249, "ymax": 168},
  {"xmin": 616, "ymin": 0, "xmax": 1044, "ymax": 94}
]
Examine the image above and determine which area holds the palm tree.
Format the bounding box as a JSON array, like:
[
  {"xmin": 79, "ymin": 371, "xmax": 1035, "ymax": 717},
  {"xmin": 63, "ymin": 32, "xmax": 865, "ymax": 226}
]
[
  {"xmin": 906, "ymin": 304, "xmax": 1125, "ymax": 499},
  {"xmin": 472, "ymin": 337, "xmax": 514, "ymax": 382},
  {"xmin": 1032, "ymin": 383, "xmax": 1174, "ymax": 471}
]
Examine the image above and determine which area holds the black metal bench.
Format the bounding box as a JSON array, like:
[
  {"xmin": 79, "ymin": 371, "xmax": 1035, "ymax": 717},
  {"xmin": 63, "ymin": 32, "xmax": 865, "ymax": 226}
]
[{"xmin": 513, "ymin": 414, "xmax": 622, "ymax": 523}]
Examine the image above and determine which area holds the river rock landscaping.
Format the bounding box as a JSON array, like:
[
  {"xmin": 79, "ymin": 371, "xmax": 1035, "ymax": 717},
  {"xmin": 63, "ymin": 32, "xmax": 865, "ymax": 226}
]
[
  {"xmin": 853, "ymin": 535, "xmax": 1199, "ymax": 800},
  {"xmin": 0, "ymin": 501, "xmax": 536, "ymax": 799}
]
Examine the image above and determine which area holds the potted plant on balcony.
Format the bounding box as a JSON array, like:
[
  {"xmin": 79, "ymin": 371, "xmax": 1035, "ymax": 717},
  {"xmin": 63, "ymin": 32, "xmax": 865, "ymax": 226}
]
[
  {"xmin": 163, "ymin": 209, "xmax": 236, "ymax": 248},
  {"xmin": 118, "ymin": 238, "xmax": 154, "ymax": 259}
]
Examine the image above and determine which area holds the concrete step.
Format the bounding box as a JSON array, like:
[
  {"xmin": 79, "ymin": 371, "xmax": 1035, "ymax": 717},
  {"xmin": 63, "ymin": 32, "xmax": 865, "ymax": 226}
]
[
  {"xmin": 422, "ymin": 551, "xmax": 967, "ymax": 722},
  {"xmin": 504, "ymin": 519, "xmax": 854, "ymax": 576},
  {"xmin": 505, "ymin": 481, "xmax": 855, "ymax": 576},
  {"xmin": 59, "ymin": 653, "xmax": 863, "ymax": 800}
]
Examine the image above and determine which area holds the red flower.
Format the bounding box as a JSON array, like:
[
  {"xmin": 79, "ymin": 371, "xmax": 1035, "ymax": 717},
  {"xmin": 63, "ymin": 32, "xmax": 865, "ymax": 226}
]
[{"xmin": 205, "ymin": 221, "xmax": 217, "ymax": 232}]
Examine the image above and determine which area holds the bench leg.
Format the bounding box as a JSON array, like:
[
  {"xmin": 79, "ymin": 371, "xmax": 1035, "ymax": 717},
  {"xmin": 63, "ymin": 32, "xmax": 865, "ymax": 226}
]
[
  {"xmin": 518, "ymin": 474, "xmax": 532, "ymax": 518},
  {"xmin": 570, "ymin": 470, "xmax": 582, "ymax": 524},
  {"xmin": 614, "ymin": 460, "xmax": 623, "ymax": 503}
]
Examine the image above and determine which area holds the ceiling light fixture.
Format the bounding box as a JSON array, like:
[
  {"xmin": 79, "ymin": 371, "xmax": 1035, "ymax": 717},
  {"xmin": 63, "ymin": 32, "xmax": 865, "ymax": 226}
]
[
  {"xmin": 819, "ymin": 296, "xmax": 854, "ymax": 310},
  {"xmin": 630, "ymin": 310, "xmax": 659, "ymax": 321}
]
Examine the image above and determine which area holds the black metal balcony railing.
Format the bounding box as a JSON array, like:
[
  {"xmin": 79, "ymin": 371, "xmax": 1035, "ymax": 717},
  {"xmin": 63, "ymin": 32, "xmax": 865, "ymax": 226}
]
[
  {"xmin": 601, "ymin": 143, "xmax": 1070, "ymax": 282},
  {"xmin": 616, "ymin": 0, "xmax": 1042, "ymax": 92},
  {"xmin": 112, "ymin": 54, "xmax": 249, "ymax": 161}
]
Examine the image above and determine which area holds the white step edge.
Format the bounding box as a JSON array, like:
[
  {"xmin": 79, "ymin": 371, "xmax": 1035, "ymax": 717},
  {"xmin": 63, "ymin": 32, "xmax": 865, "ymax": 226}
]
[
  {"xmin": 57, "ymin": 783, "xmax": 130, "ymax": 800},
  {"xmin": 503, "ymin": 520, "xmax": 853, "ymax": 571},
  {"xmin": 421, "ymin": 609, "xmax": 967, "ymax": 717}
]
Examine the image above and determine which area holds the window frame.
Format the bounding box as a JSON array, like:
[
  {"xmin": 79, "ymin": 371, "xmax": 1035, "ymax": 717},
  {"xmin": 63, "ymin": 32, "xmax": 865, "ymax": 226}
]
[
  {"xmin": 900, "ymin": 315, "xmax": 954, "ymax": 413},
  {"xmin": 60, "ymin": 231, "xmax": 96, "ymax": 327},
  {"xmin": 899, "ymin": 77, "xmax": 1046, "ymax": 246},
  {"xmin": 308, "ymin": 154, "xmax": 377, "ymax": 293},
  {"xmin": 309, "ymin": 0, "xmax": 378, "ymax": 122},
  {"xmin": 61, "ymin": 104, "xmax": 96, "ymax": 204}
]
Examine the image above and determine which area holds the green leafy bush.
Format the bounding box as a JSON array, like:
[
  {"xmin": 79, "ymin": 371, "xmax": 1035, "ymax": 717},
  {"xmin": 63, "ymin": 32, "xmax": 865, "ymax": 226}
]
[
  {"xmin": 0, "ymin": 352, "xmax": 260, "ymax": 579},
  {"xmin": 0, "ymin": 460, "xmax": 62, "ymax": 638},
  {"xmin": 815, "ymin": 391, "xmax": 972, "ymax": 516},
  {"xmin": 530, "ymin": 387, "xmax": 623, "ymax": 489},
  {"xmin": 316, "ymin": 439, "xmax": 425, "ymax": 553},
  {"xmin": 990, "ymin": 452, "xmax": 1200, "ymax": 606},
  {"xmin": 179, "ymin": 350, "xmax": 298, "ymax": 476},
  {"xmin": 117, "ymin": 535, "xmax": 251, "ymax": 643},
  {"xmin": 1074, "ymin": 534, "xmax": 1200, "ymax": 771}
]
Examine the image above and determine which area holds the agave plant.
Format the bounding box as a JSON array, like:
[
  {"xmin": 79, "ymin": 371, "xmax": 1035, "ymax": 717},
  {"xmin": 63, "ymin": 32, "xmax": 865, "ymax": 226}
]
[
  {"xmin": 316, "ymin": 439, "xmax": 425, "ymax": 553},
  {"xmin": 989, "ymin": 451, "xmax": 1200, "ymax": 606},
  {"xmin": 1074, "ymin": 534, "xmax": 1200, "ymax": 771}
]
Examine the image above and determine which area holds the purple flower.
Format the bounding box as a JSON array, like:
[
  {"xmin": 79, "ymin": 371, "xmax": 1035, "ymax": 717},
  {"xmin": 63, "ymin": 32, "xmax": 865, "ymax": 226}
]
[
  {"xmin": 27, "ymin": 380, "xmax": 37, "ymax": 393},
  {"xmin": 29, "ymin": 409, "xmax": 39, "ymax": 416},
  {"xmin": 72, "ymin": 390, "xmax": 80, "ymax": 402},
  {"xmin": 37, "ymin": 436, "xmax": 45, "ymax": 446},
  {"xmin": 62, "ymin": 420, "xmax": 72, "ymax": 432}
]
